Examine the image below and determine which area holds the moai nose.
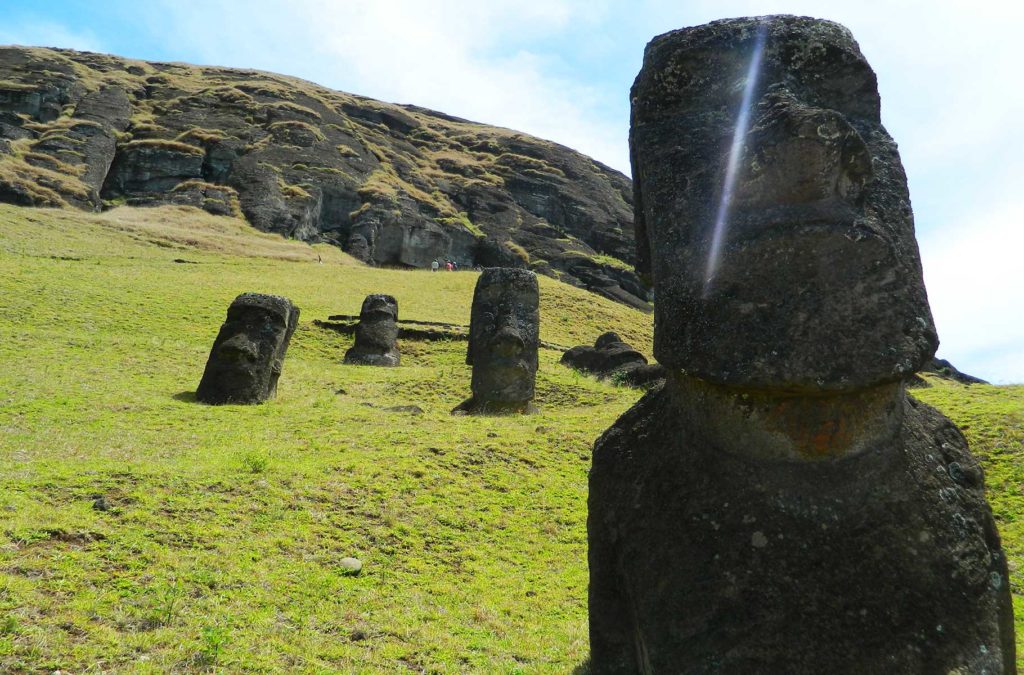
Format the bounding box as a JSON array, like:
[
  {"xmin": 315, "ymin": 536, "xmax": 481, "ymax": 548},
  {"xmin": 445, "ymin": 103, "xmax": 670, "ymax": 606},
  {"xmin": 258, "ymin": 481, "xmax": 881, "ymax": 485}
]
[
  {"xmin": 218, "ymin": 335, "xmax": 259, "ymax": 363},
  {"xmin": 493, "ymin": 325, "xmax": 525, "ymax": 357}
]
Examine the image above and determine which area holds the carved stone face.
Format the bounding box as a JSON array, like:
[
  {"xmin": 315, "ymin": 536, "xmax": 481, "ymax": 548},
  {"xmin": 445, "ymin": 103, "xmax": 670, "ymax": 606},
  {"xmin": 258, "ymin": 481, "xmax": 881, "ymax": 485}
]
[
  {"xmin": 344, "ymin": 294, "xmax": 400, "ymax": 366},
  {"xmin": 467, "ymin": 268, "xmax": 539, "ymax": 405},
  {"xmin": 361, "ymin": 293, "xmax": 398, "ymax": 323},
  {"xmin": 196, "ymin": 293, "xmax": 299, "ymax": 404},
  {"xmin": 631, "ymin": 16, "xmax": 937, "ymax": 392}
]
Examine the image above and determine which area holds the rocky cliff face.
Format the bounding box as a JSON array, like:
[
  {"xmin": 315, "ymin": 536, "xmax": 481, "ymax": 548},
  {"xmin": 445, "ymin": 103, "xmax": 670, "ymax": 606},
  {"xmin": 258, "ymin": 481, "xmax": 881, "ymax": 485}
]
[{"xmin": 0, "ymin": 47, "xmax": 648, "ymax": 308}]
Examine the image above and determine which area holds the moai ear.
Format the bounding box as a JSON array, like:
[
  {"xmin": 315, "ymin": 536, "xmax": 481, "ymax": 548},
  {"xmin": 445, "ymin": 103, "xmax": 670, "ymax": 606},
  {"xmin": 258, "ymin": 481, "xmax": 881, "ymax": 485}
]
[
  {"xmin": 285, "ymin": 306, "xmax": 300, "ymax": 342},
  {"xmin": 629, "ymin": 140, "xmax": 652, "ymax": 285}
]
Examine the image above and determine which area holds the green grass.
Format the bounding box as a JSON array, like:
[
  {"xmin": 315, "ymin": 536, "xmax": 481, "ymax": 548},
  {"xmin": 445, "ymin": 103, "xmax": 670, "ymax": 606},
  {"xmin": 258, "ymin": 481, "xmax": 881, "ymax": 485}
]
[
  {"xmin": 911, "ymin": 376, "xmax": 1024, "ymax": 659},
  {"xmin": 0, "ymin": 204, "xmax": 647, "ymax": 672},
  {"xmin": 0, "ymin": 203, "xmax": 1019, "ymax": 671}
]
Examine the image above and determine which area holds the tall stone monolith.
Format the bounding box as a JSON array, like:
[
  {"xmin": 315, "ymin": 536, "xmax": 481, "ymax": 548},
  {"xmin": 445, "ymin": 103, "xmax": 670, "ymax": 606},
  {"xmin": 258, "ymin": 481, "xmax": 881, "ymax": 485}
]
[
  {"xmin": 588, "ymin": 15, "xmax": 1015, "ymax": 673},
  {"xmin": 196, "ymin": 293, "xmax": 299, "ymax": 404},
  {"xmin": 453, "ymin": 268, "xmax": 539, "ymax": 414},
  {"xmin": 344, "ymin": 294, "xmax": 400, "ymax": 366}
]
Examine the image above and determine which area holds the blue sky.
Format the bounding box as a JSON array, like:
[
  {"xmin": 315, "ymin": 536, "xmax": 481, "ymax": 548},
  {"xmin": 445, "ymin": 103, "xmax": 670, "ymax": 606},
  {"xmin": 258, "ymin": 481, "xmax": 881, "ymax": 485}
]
[{"xmin": 3, "ymin": 0, "xmax": 1022, "ymax": 383}]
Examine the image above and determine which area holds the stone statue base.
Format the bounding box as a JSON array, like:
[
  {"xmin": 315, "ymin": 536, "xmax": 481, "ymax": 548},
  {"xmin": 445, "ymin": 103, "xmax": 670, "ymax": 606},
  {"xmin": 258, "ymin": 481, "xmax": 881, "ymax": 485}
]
[
  {"xmin": 451, "ymin": 397, "xmax": 538, "ymax": 415},
  {"xmin": 343, "ymin": 349, "xmax": 400, "ymax": 367},
  {"xmin": 588, "ymin": 373, "xmax": 1014, "ymax": 673}
]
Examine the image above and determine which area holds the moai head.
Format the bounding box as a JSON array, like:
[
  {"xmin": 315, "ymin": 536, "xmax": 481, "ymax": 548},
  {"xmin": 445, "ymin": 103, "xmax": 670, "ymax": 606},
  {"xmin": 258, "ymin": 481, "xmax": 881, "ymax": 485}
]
[
  {"xmin": 464, "ymin": 268, "xmax": 540, "ymax": 411},
  {"xmin": 344, "ymin": 294, "xmax": 400, "ymax": 366},
  {"xmin": 196, "ymin": 293, "xmax": 299, "ymax": 404},
  {"xmin": 630, "ymin": 15, "xmax": 937, "ymax": 392}
]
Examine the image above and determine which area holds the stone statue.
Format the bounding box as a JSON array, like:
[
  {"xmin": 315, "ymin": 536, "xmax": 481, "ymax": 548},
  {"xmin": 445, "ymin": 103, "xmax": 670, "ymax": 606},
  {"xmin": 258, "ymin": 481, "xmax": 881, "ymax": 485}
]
[
  {"xmin": 588, "ymin": 16, "xmax": 1015, "ymax": 673},
  {"xmin": 561, "ymin": 331, "xmax": 664, "ymax": 387},
  {"xmin": 196, "ymin": 293, "xmax": 299, "ymax": 404},
  {"xmin": 344, "ymin": 294, "xmax": 400, "ymax": 366},
  {"xmin": 453, "ymin": 268, "xmax": 539, "ymax": 414}
]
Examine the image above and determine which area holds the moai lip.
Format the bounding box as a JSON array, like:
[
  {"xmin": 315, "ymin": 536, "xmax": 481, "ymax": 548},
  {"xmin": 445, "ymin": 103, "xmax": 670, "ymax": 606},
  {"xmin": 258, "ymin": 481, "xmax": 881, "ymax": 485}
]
[
  {"xmin": 453, "ymin": 268, "xmax": 539, "ymax": 414},
  {"xmin": 196, "ymin": 293, "xmax": 299, "ymax": 404},
  {"xmin": 344, "ymin": 294, "xmax": 400, "ymax": 367}
]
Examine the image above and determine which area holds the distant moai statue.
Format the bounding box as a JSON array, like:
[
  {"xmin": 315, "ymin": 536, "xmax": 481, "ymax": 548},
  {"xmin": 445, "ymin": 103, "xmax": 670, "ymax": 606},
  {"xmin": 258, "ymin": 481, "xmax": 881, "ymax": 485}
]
[
  {"xmin": 196, "ymin": 293, "xmax": 299, "ymax": 404},
  {"xmin": 453, "ymin": 268, "xmax": 539, "ymax": 414},
  {"xmin": 561, "ymin": 331, "xmax": 664, "ymax": 387},
  {"xmin": 344, "ymin": 294, "xmax": 400, "ymax": 366},
  {"xmin": 588, "ymin": 16, "xmax": 1014, "ymax": 673}
]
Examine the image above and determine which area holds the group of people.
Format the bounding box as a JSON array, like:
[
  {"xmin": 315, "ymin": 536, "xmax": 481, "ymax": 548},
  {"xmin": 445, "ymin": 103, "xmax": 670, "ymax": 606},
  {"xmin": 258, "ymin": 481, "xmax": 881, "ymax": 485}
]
[{"xmin": 430, "ymin": 258, "xmax": 459, "ymax": 272}]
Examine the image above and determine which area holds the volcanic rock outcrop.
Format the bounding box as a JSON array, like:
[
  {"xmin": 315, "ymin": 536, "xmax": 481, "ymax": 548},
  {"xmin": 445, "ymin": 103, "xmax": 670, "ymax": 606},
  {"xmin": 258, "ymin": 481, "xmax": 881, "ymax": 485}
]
[
  {"xmin": 343, "ymin": 294, "xmax": 400, "ymax": 366},
  {"xmin": 0, "ymin": 46, "xmax": 648, "ymax": 309},
  {"xmin": 453, "ymin": 268, "xmax": 539, "ymax": 414},
  {"xmin": 588, "ymin": 16, "xmax": 1015, "ymax": 673},
  {"xmin": 196, "ymin": 293, "xmax": 299, "ymax": 404},
  {"xmin": 560, "ymin": 331, "xmax": 664, "ymax": 387}
]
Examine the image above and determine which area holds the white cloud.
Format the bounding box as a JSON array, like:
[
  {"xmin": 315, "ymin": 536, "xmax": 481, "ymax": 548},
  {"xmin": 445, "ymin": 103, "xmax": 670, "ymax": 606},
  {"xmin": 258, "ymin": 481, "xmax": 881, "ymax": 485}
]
[
  {"xmin": 0, "ymin": 22, "xmax": 103, "ymax": 52},
  {"xmin": 920, "ymin": 198, "xmax": 1024, "ymax": 383},
  {"xmin": 145, "ymin": 0, "xmax": 630, "ymax": 172}
]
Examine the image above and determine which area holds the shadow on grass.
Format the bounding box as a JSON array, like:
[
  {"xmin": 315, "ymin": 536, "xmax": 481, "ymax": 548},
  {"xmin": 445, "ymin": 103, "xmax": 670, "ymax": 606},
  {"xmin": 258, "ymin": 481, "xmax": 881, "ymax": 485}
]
[
  {"xmin": 172, "ymin": 391, "xmax": 198, "ymax": 403},
  {"xmin": 572, "ymin": 657, "xmax": 592, "ymax": 674}
]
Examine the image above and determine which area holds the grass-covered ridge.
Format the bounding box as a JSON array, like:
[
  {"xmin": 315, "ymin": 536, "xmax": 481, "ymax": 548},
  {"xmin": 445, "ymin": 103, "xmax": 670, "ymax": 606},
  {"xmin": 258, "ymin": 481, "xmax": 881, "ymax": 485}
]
[
  {"xmin": 0, "ymin": 204, "xmax": 647, "ymax": 672},
  {"xmin": 0, "ymin": 204, "xmax": 1020, "ymax": 672}
]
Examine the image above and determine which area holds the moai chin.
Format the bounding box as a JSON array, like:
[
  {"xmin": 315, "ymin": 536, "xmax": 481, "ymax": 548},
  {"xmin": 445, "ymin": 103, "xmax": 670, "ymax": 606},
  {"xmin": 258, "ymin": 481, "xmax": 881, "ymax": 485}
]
[
  {"xmin": 588, "ymin": 15, "xmax": 1015, "ymax": 673},
  {"xmin": 453, "ymin": 268, "xmax": 539, "ymax": 414},
  {"xmin": 344, "ymin": 294, "xmax": 400, "ymax": 366},
  {"xmin": 196, "ymin": 293, "xmax": 299, "ymax": 404}
]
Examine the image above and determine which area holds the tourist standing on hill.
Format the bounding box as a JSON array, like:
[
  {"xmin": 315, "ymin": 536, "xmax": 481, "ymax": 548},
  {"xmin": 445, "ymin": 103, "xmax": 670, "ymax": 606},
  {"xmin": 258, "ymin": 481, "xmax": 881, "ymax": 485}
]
[{"xmin": 431, "ymin": 259, "xmax": 439, "ymax": 272}]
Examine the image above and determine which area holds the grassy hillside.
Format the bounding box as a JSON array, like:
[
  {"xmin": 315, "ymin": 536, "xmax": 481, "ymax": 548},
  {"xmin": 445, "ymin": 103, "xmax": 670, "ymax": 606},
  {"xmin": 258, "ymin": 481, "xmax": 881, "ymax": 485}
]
[{"xmin": 0, "ymin": 203, "xmax": 1020, "ymax": 672}]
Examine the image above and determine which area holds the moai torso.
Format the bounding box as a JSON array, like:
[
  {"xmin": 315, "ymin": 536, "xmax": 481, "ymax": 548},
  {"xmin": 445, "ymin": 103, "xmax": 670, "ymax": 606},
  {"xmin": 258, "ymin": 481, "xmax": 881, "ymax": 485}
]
[
  {"xmin": 588, "ymin": 16, "xmax": 1014, "ymax": 673},
  {"xmin": 453, "ymin": 268, "xmax": 539, "ymax": 414},
  {"xmin": 196, "ymin": 293, "xmax": 299, "ymax": 404},
  {"xmin": 344, "ymin": 294, "xmax": 400, "ymax": 366}
]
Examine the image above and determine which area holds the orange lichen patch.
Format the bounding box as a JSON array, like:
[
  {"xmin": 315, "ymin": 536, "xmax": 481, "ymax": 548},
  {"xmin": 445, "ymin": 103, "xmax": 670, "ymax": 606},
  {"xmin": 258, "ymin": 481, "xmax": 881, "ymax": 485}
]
[{"xmin": 760, "ymin": 384, "xmax": 900, "ymax": 459}]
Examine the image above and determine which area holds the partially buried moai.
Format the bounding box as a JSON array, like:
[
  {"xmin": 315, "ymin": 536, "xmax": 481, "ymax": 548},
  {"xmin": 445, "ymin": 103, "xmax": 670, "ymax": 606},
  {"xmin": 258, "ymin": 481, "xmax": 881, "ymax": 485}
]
[
  {"xmin": 344, "ymin": 294, "xmax": 400, "ymax": 366},
  {"xmin": 453, "ymin": 268, "xmax": 539, "ymax": 414},
  {"xmin": 589, "ymin": 15, "xmax": 1014, "ymax": 673},
  {"xmin": 196, "ymin": 293, "xmax": 299, "ymax": 404}
]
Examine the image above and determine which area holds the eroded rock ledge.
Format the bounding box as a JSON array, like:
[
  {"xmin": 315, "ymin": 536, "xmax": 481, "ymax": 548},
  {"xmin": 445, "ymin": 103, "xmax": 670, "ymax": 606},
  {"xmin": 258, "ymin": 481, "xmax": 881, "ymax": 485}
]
[{"xmin": 0, "ymin": 46, "xmax": 649, "ymax": 310}]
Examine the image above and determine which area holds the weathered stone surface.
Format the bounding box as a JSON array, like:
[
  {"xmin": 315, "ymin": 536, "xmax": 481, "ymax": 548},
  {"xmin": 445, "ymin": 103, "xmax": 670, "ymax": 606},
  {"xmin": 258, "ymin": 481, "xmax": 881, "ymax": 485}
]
[
  {"xmin": 590, "ymin": 15, "xmax": 1014, "ymax": 673},
  {"xmin": 344, "ymin": 294, "xmax": 400, "ymax": 366},
  {"xmin": 339, "ymin": 557, "xmax": 362, "ymax": 575},
  {"xmin": 147, "ymin": 179, "xmax": 240, "ymax": 217},
  {"xmin": 196, "ymin": 293, "xmax": 299, "ymax": 405},
  {"xmin": 589, "ymin": 375, "xmax": 1014, "ymax": 673},
  {"xmin": 561, "ymin": 331, "xmax": 664, "ymax": 387},
  {"xmin": 103, "ymin": 140, "xmax": 205, "ymax": 195},
  {"xmin": 630, "ymin": 15, "xmax": 936, "ymax": 391},
  {"xmin": 0, "ymin": 46, "xmax": 648, "ymax": 309},
  {"xmin": 453, "ymin": 268, "xmax": 539, "ymax": 414}
]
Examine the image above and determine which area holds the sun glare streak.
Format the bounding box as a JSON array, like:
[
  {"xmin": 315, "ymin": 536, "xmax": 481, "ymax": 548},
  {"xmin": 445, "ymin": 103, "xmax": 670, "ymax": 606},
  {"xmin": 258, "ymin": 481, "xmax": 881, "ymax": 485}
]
[{"xmin": 703, "ymin": 23, "xmax": 769, "ymax": 297}]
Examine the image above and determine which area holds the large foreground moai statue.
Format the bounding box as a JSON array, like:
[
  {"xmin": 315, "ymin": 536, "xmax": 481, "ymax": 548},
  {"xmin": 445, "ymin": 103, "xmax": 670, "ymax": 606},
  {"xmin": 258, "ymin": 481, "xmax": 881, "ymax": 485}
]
[
  {"xmin": 453, "ymin": 268, "xmax": 539, "ymax": 414},
  {"xmin": 196, "ymin": 293, "xmax": 299, "ymax": 404},
  {"xmin": 344, "ymin": 294, "xmax": 400, "ymax": 366},
  {"xmin": 588, "ymin": 16, "xmax": 1015, "ymax": 673}
]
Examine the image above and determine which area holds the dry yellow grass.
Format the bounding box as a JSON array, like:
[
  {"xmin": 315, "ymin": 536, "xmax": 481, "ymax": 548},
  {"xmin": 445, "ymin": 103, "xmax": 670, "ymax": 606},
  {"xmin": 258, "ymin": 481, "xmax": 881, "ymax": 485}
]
[
  {"xmin": 94, "ymin": 205, "xmax": 357, "ymax": 263},
  {"xmin": 0, "ymin": 204, "xmax": 359, "ymax": 264}
]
